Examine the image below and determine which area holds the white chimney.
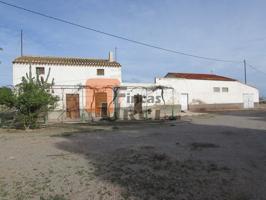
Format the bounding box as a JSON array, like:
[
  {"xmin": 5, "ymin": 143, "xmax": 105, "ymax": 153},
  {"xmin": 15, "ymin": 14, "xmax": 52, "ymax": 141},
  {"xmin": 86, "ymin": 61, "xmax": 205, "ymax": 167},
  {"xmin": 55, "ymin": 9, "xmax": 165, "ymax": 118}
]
[{"xmin": 108, "ymin": 51, "xmax": 114, "ymax": 62}]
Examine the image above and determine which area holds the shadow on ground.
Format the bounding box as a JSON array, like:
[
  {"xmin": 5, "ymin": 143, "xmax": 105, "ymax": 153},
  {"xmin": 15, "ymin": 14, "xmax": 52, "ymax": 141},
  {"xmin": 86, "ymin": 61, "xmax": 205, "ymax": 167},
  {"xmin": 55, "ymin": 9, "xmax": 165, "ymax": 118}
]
[
  {"xmin": 215, "ymin": 110, "xmax": 266, "ymax": 122},
  {"xmin": 55, "ymin": 119, "xmax": 266, "ymax": 200}
]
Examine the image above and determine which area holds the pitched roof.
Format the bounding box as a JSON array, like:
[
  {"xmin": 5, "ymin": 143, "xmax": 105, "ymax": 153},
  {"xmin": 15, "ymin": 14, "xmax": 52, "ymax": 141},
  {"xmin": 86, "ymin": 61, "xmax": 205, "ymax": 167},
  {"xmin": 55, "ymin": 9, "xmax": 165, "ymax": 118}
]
[
  {"xmin": 165, "ymin": 72, "xmax": 236, "ymax": 81},
  {"xmin": 13, "ymin": 56, "xmax": 121, "ymax": 67}
]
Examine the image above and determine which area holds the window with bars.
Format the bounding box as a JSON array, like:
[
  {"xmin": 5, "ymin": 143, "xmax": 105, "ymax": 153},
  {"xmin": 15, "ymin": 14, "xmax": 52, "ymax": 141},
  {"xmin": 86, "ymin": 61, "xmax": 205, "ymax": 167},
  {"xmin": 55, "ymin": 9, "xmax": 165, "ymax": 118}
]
[
  {"xmin": 97, "ymin": 69, "xmax": 104, "ymax": 76},
  {"xmin": 36, "ymin": 67, "xmax": 45, "ymax": 75},
  {"xmin": 213, "ymin": 87, "xmax": 220, "ymax": 93},
  {"xmin": 222, "ymin": 87, "xmax": 229, "ymax": 92}
]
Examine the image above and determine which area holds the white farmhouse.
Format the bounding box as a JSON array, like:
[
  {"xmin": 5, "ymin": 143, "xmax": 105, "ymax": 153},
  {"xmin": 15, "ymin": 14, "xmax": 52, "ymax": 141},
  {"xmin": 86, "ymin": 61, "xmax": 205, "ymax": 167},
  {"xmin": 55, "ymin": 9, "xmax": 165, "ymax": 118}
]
[
  {"xmin": 13, "ymin": 52, "xmax": 122, "ymax": 121},
  {"xmin": 13, "ymin": 52, "xmax": 121, "ymax": 85},
  {"xmin": 12, "ymin": 54, "xmax": 260, "ymax": 121}
]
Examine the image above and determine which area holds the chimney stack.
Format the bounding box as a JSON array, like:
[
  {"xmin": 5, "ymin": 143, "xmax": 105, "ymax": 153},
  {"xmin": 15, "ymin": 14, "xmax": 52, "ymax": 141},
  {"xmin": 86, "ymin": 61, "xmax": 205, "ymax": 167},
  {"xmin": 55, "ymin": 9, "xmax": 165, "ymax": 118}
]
[{"xmin": 108, "ymin": 51, "xmax": 114, "ymax": 62}]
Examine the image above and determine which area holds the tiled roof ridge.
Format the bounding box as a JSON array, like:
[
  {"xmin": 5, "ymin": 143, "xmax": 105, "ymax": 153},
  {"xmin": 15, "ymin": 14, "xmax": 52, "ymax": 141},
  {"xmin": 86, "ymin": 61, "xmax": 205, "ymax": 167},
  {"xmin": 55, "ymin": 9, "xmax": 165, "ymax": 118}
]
[
  {"xmin": 13, "ymin": 55, "xmax": 121, "ymax": 67},
  {"xmin": 165, "ymin": 72, "xmax": 236, "ymax": 81}
]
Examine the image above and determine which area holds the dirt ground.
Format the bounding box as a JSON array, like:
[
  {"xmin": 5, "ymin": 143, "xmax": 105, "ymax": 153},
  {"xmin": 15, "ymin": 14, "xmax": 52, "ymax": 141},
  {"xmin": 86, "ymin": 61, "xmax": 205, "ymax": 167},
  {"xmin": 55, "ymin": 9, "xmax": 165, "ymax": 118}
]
[{"xmin": 0, "ymin": 110, "xmax": 266, "ymax": 200}]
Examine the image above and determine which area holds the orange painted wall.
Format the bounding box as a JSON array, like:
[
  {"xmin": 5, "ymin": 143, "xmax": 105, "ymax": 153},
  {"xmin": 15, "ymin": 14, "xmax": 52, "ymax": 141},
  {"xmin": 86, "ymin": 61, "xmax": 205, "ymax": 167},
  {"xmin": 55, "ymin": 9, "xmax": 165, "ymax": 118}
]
[{"xmin": 85, "ymin": 78, "xmax": 120, "ymax": 116}]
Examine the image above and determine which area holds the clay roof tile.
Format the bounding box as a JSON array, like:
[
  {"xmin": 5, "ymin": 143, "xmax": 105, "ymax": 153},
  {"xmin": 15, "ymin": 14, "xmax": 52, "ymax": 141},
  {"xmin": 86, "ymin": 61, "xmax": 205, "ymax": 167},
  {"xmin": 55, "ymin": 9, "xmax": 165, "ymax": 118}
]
[{"xmin": 13, "ymin": 56, "xmax": 121, "ymax": 67}]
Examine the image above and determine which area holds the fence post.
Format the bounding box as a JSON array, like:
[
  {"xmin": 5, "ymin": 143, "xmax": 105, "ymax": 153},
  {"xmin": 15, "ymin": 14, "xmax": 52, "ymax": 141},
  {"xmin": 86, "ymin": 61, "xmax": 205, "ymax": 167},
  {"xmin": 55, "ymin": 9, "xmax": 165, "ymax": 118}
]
[
  {"xmin": 81, "ymin": 86, "xmax": 85, "ymax": 122},
  {"xmin": 62, "ymin": 88, "xmax": 65, "ymax": 123}
]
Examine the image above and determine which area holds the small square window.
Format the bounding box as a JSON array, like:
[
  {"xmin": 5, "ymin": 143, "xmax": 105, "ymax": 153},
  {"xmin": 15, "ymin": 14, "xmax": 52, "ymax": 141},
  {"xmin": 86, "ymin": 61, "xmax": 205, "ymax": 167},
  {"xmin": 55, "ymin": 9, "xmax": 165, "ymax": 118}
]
[
  {"xmin": 222, "ymin": 87, "xmax": 229, "ymax": 92},
  {"xmin": 36, "ymin": 67, "xmax": 45, "ymax": 75},
  {"xmin": 97, "ymin": 69, "xmax": 104, "ymax": 76},
  {"xmin": 213, "ymin": 87, "xmax": 220, "ymax": 93}
]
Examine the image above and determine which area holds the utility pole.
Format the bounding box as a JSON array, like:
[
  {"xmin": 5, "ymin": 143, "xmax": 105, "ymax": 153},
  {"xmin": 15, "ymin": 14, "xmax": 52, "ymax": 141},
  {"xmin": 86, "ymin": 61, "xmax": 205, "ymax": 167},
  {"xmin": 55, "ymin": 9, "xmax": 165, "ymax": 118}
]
[
  {"xmin": 0, "ymin": 47, "xmax": 3, "ymax": 64},
  {"xmin": 20, "ymin": 30, "xmax": 23, "ymax": 56},
  {"xmin": 243, "ymin": 59, "xmax": 247, "ymax": 84}
]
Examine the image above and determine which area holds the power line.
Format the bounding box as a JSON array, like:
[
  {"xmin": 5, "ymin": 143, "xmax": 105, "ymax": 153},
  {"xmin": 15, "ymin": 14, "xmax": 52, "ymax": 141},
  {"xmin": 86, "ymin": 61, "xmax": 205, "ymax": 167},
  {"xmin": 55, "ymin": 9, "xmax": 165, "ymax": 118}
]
[
  {"xmin": 2, "ymin": 0, "xmax": 266, "ymax": 83},
  {"xmin": 246, "ymin": 63, "xmax": 266, "ymax": 77},
  {"xmin": 0, "ymin": 0, "xmax": 241, "ymax": 63}
]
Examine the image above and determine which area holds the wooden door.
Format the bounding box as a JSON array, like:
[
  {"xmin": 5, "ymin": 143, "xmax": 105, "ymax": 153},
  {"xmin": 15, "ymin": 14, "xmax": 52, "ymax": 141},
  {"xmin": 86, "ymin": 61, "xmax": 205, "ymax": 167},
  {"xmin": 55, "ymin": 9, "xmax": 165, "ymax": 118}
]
[
  {"xmin": 134, "ymin": 94, "xmax": 143, "ymax": 114},
  {"xmin": 66, "ymin": 94, "xmax": 80, "ymax": 119},
  {"xmin": 95, "ymin": 92, "xmax": 107, "ymax": 117},
  {"xmin": 101, "ymin": 103, "xmax": 108, "ymax": 118}
]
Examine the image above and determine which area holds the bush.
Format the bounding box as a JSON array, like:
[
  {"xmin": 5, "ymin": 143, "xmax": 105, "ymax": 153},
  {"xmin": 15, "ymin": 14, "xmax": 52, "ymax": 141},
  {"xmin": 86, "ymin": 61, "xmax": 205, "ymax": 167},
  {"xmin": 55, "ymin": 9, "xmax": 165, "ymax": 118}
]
[
  {"xmin": 0, "ymin": 66, "xmax": 59, "ymax": 129},
  {"xmin": 0, "ymin": 87, "xmax": 15, "ymax": 108}
]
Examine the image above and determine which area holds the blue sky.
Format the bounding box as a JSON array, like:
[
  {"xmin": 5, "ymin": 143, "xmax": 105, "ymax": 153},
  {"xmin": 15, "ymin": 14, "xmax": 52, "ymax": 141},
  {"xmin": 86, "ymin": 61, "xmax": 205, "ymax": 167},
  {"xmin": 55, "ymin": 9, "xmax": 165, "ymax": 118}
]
[{"xmin": 0, "ymin": 0, "xmax": 266, "ymax": 96}]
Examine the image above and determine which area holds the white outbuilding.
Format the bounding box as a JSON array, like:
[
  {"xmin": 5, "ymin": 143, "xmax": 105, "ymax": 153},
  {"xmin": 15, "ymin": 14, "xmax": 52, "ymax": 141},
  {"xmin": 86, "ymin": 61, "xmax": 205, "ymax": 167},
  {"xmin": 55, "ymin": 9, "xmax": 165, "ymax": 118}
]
[{"xmin": 155, "ymin": 73, "xmax": 259, "ymax": 112}]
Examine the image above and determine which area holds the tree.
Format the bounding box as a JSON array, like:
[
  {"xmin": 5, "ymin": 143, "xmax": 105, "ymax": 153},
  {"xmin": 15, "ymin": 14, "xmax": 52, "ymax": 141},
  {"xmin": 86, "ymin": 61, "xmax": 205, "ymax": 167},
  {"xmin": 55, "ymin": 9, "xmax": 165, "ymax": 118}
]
[
  {"xmin": 0, "ymin": 87, "xmax": 15, "ymax": 108},
  {"xmin": 0, "ymin": 66, "xmax": 59, "ymax": 129}
]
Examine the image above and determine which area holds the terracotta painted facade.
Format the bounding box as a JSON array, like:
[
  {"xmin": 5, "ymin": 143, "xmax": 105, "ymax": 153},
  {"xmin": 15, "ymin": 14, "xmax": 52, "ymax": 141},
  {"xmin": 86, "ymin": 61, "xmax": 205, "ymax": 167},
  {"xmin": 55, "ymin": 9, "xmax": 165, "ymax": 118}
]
[{"xmin": 85, "ymin": 78, "xmax": 120, "ymax": 117}]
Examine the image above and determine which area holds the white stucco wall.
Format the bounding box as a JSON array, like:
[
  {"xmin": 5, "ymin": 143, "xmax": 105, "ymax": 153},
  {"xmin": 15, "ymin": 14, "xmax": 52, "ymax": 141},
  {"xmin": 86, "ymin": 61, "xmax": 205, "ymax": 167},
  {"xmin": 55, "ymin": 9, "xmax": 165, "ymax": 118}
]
[
  {"xmin": 155, "ymin": 77, "xmax": 259, "ymax": 105},
  {"xmin": 13, "ymin": 63, "xmax": 122, "ymax": 113},
  {"xmin": 13, "ymin": 63, "xmax": 122, "ymax": 86}
]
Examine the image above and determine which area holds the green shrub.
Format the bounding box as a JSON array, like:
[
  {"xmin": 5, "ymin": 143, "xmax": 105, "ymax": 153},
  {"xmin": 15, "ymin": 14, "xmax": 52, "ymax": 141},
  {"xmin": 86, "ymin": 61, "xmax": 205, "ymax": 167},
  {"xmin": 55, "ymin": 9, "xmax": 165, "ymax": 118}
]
[{"xmin": 0, "ymin": 66, "xmax": 59, "ymax": 129}]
